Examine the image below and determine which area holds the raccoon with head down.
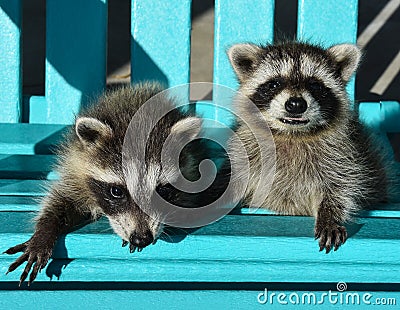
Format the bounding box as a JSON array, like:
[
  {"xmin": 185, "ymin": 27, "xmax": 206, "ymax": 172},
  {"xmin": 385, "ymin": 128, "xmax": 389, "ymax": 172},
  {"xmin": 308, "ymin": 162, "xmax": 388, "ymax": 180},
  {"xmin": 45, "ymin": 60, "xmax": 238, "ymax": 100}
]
[
  {"xmin": 4, "ymin": 83, "xmax": 206, "ymax": 285},
  {"xmin": 227, "ymin": 41, "xmax": 387, "ymax": 253}
]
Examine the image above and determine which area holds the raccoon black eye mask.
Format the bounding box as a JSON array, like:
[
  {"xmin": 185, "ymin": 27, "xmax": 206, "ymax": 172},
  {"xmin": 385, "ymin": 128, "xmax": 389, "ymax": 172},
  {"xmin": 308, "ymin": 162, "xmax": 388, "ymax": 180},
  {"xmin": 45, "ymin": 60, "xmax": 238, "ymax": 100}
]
[
  {"xmin": 4, "ymin": 83, "xmax": 209, "ymax": 285},
  {"xmin": 227, "ymin": 41, "xmax": 387, "ymax": 253}
]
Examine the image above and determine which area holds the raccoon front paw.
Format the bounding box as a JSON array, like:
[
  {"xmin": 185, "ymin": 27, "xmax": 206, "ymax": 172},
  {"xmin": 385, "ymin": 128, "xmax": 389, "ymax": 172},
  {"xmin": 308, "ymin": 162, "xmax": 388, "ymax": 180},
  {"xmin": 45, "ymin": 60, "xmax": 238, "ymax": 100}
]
[
  {"xmin": 4, "ymin": 235, "xmax": 54, "ymax": 286},
  {"xmin": 314, "ymin": 223, "xmax": 347, "ymax": 254},
  {"xmin": 121, "ymin": 239, "xmax": 144, "ymax": 253}
]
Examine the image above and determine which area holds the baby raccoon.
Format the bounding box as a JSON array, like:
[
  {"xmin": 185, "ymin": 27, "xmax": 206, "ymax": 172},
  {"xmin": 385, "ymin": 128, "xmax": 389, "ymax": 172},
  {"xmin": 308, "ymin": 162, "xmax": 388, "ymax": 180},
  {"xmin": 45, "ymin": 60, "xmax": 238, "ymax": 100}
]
[
  {"xmin": 227, "ymin": 41, "xmax": 387, "ymax": 252},
  {"xmin": 5, "ymin": 83, "xmax": 204, "ymax": 285}
]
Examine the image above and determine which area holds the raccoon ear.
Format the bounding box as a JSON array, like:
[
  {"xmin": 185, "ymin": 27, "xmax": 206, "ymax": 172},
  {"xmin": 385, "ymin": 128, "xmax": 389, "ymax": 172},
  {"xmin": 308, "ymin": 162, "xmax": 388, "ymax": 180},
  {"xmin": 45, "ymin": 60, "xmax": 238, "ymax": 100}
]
[
  {"xmin": 170, "ymin": 117, "xmax": 202, "ymax": 141},
  {"xmin": 75, "ymin": 117, "xmax": 112, "ymax": 145},
  {"xmin": 327, "ymin": 44, "xmax": 362, "ymax": 83},
  {"xmin": 227, "ymin": 43, "xmax": 263, "ymax": 83}
]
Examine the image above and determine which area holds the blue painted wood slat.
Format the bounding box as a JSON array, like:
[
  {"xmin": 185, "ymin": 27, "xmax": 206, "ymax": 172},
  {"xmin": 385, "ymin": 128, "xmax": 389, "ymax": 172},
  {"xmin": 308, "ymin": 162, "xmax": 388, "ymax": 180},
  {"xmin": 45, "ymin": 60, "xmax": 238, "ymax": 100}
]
[
  {"xmin": 0, "ymin": 291, "xmax": 399, "ymax": 310},
  {"xmin": 213, "ymin": 0, "xmax": 275, "ymax": 91},
  {"xmin": 0, "ymin": 0, "xmax": 22, "ymax": 123},
  {"xmin": 0, "ymin": 180, "xmax": 47, "ymax": 197},
  {"xmin": 0, "ymin": 1, "xmax": 399, "ymax": 306},
  {"xmin": 0, "ymin": 123, "xmax": 67, "ymax": 155},
  {"xmin": 297, "ymin": 0, "xmax": 359, "ymax": 100},
  {"xmin": 30, "ymin": 0, "xmax": 108, "ymax": 124},
  {"xmin": 131, "ymin": 0, "xmax": 192, "ymax": 88},
  {"xmin": 0, "ymin": 196, "xmax": 38, "ymax": 211},
  {"xmin": 1, "ymin": 214, "xmax": 399, "ymax": 283},
  {"xmin": 297, "ymin": 0, "xmax": 359, "ymax": 45},
  {"xmin": 0, "ymin": 154, "xmax": 56, "ymax": 180},
  {"xmin": 204, "ymin": 0, "xmax": 275, "ymax": 124}
]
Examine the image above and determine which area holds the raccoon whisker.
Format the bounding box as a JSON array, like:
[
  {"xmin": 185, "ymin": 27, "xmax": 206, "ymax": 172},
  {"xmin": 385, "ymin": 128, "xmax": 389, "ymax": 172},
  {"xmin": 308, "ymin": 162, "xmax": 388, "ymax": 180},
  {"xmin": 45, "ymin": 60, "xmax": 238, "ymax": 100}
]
[
  {"xmin": 160, "ymin": 231, "xmax": 174, "ymax": 243},
  {"xmin": 99, "ymin": 226, "xmax": 114, "ymax": 233},
  {"xmin": 167, "ymin": 226, "xmax": 188, "ymax": 235},
  {"xmin": 156, "ymin": 208, "xmax": 179, "ymax": 224}
]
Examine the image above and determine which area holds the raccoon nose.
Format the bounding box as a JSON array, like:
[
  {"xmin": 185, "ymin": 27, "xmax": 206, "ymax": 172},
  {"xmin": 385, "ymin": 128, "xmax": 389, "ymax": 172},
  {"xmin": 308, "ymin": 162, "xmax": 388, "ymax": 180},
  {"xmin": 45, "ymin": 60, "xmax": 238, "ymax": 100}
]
[
  {"xmin": 129, "ymin": 229, "xmax": 154, "ymax": 248},
  {"xmin": 285, "ymin": 97, "xmax": 307, "ymax": 114}
]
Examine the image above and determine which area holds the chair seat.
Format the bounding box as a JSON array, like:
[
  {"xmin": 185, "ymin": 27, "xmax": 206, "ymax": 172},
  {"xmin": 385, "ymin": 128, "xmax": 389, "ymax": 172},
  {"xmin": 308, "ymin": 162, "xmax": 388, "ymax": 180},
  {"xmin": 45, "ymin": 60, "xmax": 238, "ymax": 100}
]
[{"xmin": 1, "ymin": 204, "xmax": 400, "ymax": 284}]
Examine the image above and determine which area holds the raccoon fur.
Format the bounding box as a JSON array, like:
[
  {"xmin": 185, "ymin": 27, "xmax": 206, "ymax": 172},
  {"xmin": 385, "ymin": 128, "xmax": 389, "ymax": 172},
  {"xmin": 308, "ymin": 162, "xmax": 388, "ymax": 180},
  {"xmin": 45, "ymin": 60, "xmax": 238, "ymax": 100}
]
[
  {"xmin": 227, "ymin": 41, "xmax": 387, "ymax": 253},
  {"xmin": 5, "ymin": 82, "xmax": 205, "ymax": 285}
]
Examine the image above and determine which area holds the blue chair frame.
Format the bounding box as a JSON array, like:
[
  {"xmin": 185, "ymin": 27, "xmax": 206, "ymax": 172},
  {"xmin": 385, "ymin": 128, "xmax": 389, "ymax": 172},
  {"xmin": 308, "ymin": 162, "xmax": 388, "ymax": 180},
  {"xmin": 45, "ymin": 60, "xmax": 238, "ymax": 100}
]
[{"xmin": 0, "ymin": 1, "xmax": 399, "ymax": 308}]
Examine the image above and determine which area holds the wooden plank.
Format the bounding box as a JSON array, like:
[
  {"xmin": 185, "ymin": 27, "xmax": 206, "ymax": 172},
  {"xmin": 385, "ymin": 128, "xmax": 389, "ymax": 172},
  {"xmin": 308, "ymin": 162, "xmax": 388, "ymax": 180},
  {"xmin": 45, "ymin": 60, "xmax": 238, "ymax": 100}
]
[
  {"xmin": 0, "ymin": 124, "xmax": 67, "ymax": 155},
  {"xmin": 381, "ymin": 101, "xmax": 400, "ymax": 133},
  {"xmin": 0, "ymin": 155, "xmax": 56, "ymax": 179},
  {"xmin": 30, "ymin": 0, "xmax": 107, "ymax": 124},
  {"xmin": 1, "ymin": 235, "xmax": 399, "ymax": 284},
  {"xmin": 297, "ymin": 0, "xmax": 358, "ymax": 45},
  {"xmin": 2, "ymin": 213, "xmax": 399, "ymax": 244},
  {"xmin": 131, "ymin": 0, "xmax": 191, "ymax": 87},
  {"xmin": 297, "ymin": 0, "xmax": 359, "ymax": 100},
  {"xmin": 213, "ymin": 0, "xmax": 275, "ymax": 91},
  {"xmin": 358, "ymin": 102, "xmax": 382, "ymax": 131},
  {"xmin": 0, "ymin": 291, "xmax": 270, "ymax": 310},
  {"xmin": 358, "ymin": 102, "xmax": 400, "ymax": 189},
  {"xmin": 0, "ymin": 196, "xmax": 39, "ymax": 211},
  {"xmin": 1, "ymin": 214, "xmax": 399, "ymax": 283},
  {"xmin": 0, "ymin": 180, "xmax": 47, "ymax": 197},
  {"xmin": 238, "ymin": 204, "xmax": 400, "ymax": 219},
  {"xmin": 0, "ymin": 192, "xmax": 397, "ymax": 216},
  {"xmin": 0, "ymin": 290, "xmax": 398, "ymax": 309},
  {"xmin": 0, "ymin": 0, "xmax": 22, "ymax": 123},
  {"xmin": 209, "ymin": 0, "xmax": 275, "ymax": 125}
]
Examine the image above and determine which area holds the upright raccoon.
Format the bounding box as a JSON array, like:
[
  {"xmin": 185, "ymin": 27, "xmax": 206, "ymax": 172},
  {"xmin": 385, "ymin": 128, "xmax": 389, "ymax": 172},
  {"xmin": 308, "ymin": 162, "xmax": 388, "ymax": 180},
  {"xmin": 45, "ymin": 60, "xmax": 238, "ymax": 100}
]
[
  {"xmin": 227, "ymin": 41, "xmax": 387, "ymax": 252},
  {"xmin": 5, "ymin": 83, "xmax": 204, "ymax": 285}
]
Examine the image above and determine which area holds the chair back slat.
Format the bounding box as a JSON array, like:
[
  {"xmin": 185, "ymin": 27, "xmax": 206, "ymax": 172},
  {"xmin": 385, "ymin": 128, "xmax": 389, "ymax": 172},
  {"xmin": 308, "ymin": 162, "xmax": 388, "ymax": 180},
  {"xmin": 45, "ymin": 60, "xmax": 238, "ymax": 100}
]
[
  {"xmin": 0, "ymin": 1, "xmax": 22, "ymax": 123},
  {"xmin": 131, "ymin": 0, "xmax": 192, "ymax": 88},
  {"xmin": 0, "ymin": 0, "xmax": 386, "ymax": 128},
  {"xmin": 297, "ymin": 0, "xmax": 358, "ymax": 45},
  {"xmin": 207, "ymin": 0, "xmax": 275, "ymax": 124},
  {"xmin": 213, "ymin": 0, "xmax": 275, "ymax": 91},
  {"xmin": 297, "ymin": 0, "xmax": 359, "ymax": 100},
  {"xmin": 29, "ymin": 0, "xmax": 108, "ymax": 124}
]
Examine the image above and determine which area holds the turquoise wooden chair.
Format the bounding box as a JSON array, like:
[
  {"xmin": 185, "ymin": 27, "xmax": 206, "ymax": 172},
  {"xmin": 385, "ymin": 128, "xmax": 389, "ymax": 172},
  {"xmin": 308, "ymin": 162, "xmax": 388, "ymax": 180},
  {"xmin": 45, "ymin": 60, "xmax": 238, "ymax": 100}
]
[{"xmin": 0, "ymin": 0, "xmax": 399, "ymax": 308}]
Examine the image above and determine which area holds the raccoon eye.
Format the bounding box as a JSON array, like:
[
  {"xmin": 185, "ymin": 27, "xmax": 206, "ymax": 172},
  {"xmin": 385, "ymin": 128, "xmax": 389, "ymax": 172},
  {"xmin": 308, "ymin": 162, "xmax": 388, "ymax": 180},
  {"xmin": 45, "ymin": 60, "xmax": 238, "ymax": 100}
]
[
  {"xmin": 110, "ymin": 186, "xmax": 125, "ymax": 199},
  {"xmin": 265, "ymin": 79, "xmax": 281, "ymax": 90},
  {"xmin": 259, "ymin": 79, "xmax": 283, "ymax": 94},
  {"xmin": 156, "ymin": 184, "xmax": 172, "ymax": 199},
  {"xmin": 308, "ymin": 79, "xmax": 324, "ymax": 91}
]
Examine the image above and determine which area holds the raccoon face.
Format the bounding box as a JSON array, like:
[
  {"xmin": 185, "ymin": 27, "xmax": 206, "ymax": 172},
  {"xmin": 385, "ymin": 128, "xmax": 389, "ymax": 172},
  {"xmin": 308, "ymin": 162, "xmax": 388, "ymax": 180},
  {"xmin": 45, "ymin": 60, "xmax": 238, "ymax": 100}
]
[
  {"xmin": 75, "ymin": 114, "xmax": 202, "ymax": 251},
  {"xmin": 228, "ymin": 42, "xmax": 362, "ymax": 134},
  {"xmin": 86, "ymin": 177, "xmax": 161, "ymax": 251}
]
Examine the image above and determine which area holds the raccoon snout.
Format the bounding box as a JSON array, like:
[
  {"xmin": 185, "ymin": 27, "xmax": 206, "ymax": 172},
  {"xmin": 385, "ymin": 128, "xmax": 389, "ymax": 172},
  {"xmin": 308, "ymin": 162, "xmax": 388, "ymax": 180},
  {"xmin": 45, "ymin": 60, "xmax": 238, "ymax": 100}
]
[
  {"xmin": 285, "ymin": 97, "xmax": 307, "ymax": 114},
  {"xmin": 129, "ymin": 229, "xmax": 154, "ymax": 248}
]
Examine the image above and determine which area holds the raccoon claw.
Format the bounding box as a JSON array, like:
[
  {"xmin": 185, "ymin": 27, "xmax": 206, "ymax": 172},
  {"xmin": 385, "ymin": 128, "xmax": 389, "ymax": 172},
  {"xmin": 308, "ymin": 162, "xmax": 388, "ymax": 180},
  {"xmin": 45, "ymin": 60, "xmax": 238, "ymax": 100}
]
[
  {"xmin": 315, "ymin": 224, "xmax": 347, "ymax": 254},
  {"xmin": 6, "ymin": 252, "xmax": 29, "ymax": 275},
  {"xmin": 4, "ymin": 242, "xmax": 29, "ymax": 255},
  {"xmin": 122, "ymin": 240, "xmax": 128, "ymax": 247},
  {"xmin": 5, "ymin": 237, "xmax": 54, "ymax": 286},
  {"xmin": 127, "ymin": 244, "xmax": 144, "ymax": 253}
]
